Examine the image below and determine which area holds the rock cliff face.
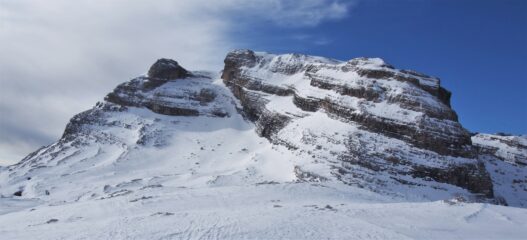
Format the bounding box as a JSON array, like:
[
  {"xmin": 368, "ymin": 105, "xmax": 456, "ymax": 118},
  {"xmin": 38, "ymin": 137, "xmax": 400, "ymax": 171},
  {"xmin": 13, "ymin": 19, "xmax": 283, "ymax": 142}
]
[
  {"xmin": 222, "ymin": 50, "xmax": 471, "ymax": 156},
  {"xmin": 472, "ymin": 133, "xmax": 527, "ymax": 206},
  {"xmin": 472, "ymin": 133, "xmax": 527, "ymax": 165},
  {"xmin": 1, "ymin": 51, "xmax": 525, "ymax": 209},
  {"xmin": 222, "ymin": 50, "xmax": 492, "ymax": 197}
]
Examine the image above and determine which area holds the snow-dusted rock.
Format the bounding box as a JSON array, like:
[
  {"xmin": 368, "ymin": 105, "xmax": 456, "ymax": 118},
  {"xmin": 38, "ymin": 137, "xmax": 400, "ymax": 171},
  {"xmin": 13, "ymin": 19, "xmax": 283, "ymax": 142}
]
[
  {"xmin": 223, "ymin": 50, "xmax": 471, "ymax": 156},
  {"xmin": 472, "ymin": 133, "xmax": 527, "ymax": 207},
  {"xmin": 473, "ymin": 133, "xmax": 527, "ymax": 165},
  {"xmin": 147, "ymin": 58, "xmax": 190, "ymax": 80},
  {"xmin": 222, "ymin": 50, "xmax": 492, "ymax": 197}
]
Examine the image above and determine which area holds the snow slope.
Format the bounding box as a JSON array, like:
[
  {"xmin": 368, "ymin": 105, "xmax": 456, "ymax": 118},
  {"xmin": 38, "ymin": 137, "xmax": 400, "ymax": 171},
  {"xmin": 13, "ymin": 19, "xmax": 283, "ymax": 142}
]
[
  {"xmin": 1, "ymin": 183, "xmax": 526, "ymax": 240},
  {"xmin": 0, "ymin": 74, "xmax": 297, "ymax": 203}
]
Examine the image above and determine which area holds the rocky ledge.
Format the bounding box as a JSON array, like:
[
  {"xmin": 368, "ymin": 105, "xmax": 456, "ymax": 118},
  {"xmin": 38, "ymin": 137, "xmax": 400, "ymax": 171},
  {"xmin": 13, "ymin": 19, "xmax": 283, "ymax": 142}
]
[
  {"xmin": 473, "ymin": 133, "xmax": 527, "ymax": 165},
  {"xmin": 222, "ymin": 49, "xmax": 494, "ymax": 198},
  {"xmin": 222, "ymin": 50, "xmax": 472, "ymax": 158},
  {"xmin": 63, "ymin": 59, "xmax": 229, "ymax": 139}
]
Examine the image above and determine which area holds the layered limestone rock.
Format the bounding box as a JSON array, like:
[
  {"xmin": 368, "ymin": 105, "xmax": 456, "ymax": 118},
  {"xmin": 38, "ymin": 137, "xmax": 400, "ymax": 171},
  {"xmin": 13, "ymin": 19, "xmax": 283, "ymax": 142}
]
[
  {"xmin": 472, "ymin": 133, "xmax": 527, "ymax": 165},
  {"xmin": 222, "ymin": 49, "xmax": 493, "ymax": 198},
  {"xmin": 63, "ymin": 60, "xmax": 229, "ymax": 140},
  {"xmin": 222, "ymin": 50, "xmax": 472, "ymax": 157},
  {"xmin": 472, "ymin": 133, "xmax": 527, "ymax": 207},
  {"xmin": 104, "ymin": 59, "xmax": 226, "ymax": 118}
]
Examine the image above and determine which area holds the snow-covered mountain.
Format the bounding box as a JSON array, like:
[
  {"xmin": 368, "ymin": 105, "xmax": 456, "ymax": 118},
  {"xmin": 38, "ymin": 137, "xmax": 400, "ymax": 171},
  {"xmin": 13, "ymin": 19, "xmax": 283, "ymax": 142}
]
[
  {"xmin": 0, "ymin": 51, "xmax": 525, "ymax": 239},
  {"xmin": 221, "ymin": 50, "xmax": 526, "ymax": 205}
]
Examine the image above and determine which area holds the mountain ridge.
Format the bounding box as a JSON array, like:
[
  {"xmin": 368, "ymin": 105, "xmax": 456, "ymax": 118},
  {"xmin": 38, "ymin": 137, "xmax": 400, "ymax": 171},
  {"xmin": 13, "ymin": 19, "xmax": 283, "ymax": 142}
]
[
  {"xmin": 0, "ymin": 50, "xmax": 525, "ymax": 239},
  {"xmin": 4, "ymin": 49, "xmax": 526, "ymax": 205}
]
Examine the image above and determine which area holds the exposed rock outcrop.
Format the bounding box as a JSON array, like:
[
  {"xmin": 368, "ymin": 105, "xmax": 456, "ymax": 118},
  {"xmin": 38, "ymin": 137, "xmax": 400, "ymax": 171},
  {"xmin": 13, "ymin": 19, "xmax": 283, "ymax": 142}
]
[
  {"xmin": 472, "ymin": 133, "xmax": 527, "ymax": 165},
  {"xmin": 63, "ymin": 60, "xmax": 229, "ymax": 140},
  {"xmin": 222, "ymin": 50, "xmax": 472, "ymax": 158},
  {"xmin": 222, "ymin": 49, "xmax": 492, "ymax": 197},
  {"xmin": 103, "ymin": 61, "xmax": 227, "ymax": 120},
  {"xmin": 472, "ymin": 133, "xmax": 527, "ymax": 207},
  {"xmin": 147, "ymin": 58, "xmax": 190, "ymax": 80}
]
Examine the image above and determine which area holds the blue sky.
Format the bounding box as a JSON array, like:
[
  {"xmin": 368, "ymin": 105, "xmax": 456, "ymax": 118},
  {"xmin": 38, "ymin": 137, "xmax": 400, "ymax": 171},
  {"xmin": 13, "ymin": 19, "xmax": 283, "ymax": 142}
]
[{"xmin": 238, "ymin": 0, "xmax": 527, "ymax": 134}]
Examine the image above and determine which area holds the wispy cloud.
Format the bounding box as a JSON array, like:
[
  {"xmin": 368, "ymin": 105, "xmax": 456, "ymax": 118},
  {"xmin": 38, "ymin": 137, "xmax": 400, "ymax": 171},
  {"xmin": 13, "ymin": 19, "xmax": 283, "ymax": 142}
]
[
  {"xmin": 290, "ymin": 34, "xmax": 333, "ymax": 46},
  {"xmin": 0, "ymin": 0, "xmax": 353, "ymax": 165},
  {"xmin": 225, "ymin": 0, "xmax": 351, "ymax": 27}
]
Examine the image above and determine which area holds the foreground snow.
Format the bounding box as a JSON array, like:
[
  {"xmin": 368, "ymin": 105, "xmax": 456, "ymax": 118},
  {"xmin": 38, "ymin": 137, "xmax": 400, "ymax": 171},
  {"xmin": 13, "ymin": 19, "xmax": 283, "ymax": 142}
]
[{"xmin": 1, "ymin": 183, "xmax": 526, "ymax": 240}]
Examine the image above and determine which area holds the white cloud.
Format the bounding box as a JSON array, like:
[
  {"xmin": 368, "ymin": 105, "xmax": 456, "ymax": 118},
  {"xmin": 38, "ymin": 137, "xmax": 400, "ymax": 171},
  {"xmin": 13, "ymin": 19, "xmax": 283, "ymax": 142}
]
[{"xmin": 0, "ymin": 0, "xmax": 352, "ymax": 165}]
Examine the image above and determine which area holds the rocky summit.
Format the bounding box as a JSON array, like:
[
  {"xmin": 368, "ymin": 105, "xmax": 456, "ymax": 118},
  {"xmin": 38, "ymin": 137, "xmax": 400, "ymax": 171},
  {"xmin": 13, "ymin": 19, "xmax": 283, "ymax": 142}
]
[{"xmin": 0, "ymin": 50, "xmax": 525, "ymax": 239}]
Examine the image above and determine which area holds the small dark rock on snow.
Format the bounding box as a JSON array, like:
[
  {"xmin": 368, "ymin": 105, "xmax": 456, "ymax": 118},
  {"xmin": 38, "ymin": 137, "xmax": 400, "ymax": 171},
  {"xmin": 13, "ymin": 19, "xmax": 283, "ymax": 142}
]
[{"xmin": 148, "ymin": 58, "xmax": 189, "ymax": 80}]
